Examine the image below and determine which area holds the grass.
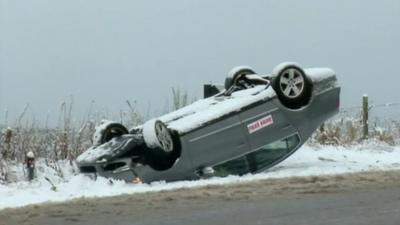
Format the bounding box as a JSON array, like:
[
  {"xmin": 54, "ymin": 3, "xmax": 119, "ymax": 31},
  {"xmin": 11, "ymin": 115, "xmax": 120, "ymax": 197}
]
[{"xmin": 309, "ymin": 111, "xmax": 399, "ymax": 146}]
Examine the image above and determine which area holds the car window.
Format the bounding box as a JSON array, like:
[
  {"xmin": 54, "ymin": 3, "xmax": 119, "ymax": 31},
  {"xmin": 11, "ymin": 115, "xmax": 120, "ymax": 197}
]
[{"xmin": 213, "ymin": 134, "xmax": 300, "ymax": 177}]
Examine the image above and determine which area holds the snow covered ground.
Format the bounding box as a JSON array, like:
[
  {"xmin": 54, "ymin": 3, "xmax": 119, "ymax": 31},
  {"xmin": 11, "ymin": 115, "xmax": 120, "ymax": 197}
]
[{"xmin": 1, "ymin": 143, "xmax": 400, "ymax": 210}]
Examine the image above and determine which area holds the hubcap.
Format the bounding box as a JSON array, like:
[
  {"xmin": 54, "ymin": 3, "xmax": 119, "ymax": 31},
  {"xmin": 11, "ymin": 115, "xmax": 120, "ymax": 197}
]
[
  {"xmin": 155, "ymin": 122, "xmax": 173, "ymax": 152},
  {"xmin": 279, "ymin": 68, "xmax": 305, "ymax": 98}
]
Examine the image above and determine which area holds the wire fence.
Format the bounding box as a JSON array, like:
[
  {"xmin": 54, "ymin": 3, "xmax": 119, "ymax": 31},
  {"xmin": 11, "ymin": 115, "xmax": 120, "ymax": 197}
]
[
  {"xmin": 310, "ymin": 97, "xmax": 400, "ymax": 146},
  {"xmin": 339, "ymin": 100, "xmax": 400, "ymax": 125}
]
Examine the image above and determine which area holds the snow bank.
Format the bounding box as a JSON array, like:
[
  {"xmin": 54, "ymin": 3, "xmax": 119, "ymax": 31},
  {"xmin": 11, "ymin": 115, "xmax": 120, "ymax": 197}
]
[
  {"xmin": 0, "ymin": 159, "xmax": 76, "ymax": 184},
  {"xmin": 1, "ymin": 144, "xmax": 400, "ymax": 210}
]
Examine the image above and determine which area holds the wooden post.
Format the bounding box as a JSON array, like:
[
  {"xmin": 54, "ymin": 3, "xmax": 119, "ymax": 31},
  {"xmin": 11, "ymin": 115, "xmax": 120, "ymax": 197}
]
[
  {"xmin": 362, "ymin": 94, "xmax": 369, "ymax": 139},
  {"xmin": 26, "ymin": 151, "xmax": 35, "ymax": 181}
]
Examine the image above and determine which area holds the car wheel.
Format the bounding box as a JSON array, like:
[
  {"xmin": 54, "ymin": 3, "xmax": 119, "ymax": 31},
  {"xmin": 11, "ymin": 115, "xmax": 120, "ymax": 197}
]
[
  {"xmin": 144, "ymin": 148, "xmax": 180, "ymax": 171},
  {"xmin": 143, "ymin": 119, "xmax": 175, "ymax": 153},
  {"xmin": 93, "ymin": 122, "xmax": 129, "ymax": 145},
  {"xmin": 272, "ymin": 63, "xmax": 312, "ymax": 109},
  {"xmin": 224, "ymin": 66, "xmax": 256, "ymax": 90},
  {"xmin": 142, "ymin": 119, "xmax": 181, "ymax": 171}
]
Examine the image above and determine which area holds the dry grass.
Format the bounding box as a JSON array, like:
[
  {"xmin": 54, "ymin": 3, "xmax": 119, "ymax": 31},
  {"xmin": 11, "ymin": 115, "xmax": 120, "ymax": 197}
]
[
  {"xmin": 0, "ymin": 90, "xmax": 195, "ymax": 183},
  {"xmin": 310, "ymin": 114, "xmax": 399, "ymax": 146}
]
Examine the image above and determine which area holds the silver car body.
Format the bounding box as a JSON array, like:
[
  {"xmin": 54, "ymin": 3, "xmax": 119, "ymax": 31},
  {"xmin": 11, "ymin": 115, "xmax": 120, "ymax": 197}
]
[{"xmin": 77, "ymin": 66, "xmax": 340, "ymax": 183}]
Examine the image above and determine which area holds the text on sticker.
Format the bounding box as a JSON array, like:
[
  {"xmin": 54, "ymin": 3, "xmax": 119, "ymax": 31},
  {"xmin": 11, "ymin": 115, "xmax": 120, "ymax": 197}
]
[{"xmin": 247, "ymin": 115, "xmax": 273, "ymax": 134}]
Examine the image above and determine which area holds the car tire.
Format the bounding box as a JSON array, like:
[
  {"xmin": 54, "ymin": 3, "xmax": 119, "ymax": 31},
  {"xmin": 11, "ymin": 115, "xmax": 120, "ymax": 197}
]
[
  {"xmin": 272, "ymin": 63, "xmax": 312, "ymax": 109},
  {"xmin": 224, "ymin": 66, "xmax": 256, "ymax": 90},
  {"xmin": 143, "ymin": 119, "xmax": 176, "ymax": 153},
  {"xmin": 142, "ymin": 119, "xmax": 181, "ymax": 171},
  {"xmin": 93, "ymin": 122, "xmax": 129, "ymax": 145},
  {"xmin": 143, "ymin": 144, "xmax": 181, "ymax": 171}
]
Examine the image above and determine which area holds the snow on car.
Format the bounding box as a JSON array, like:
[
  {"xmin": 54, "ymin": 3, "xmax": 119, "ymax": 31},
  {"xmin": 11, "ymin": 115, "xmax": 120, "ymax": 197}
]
[{"xmin": 77, "ymin": 62, "xmax": 340, "ymax": 183}]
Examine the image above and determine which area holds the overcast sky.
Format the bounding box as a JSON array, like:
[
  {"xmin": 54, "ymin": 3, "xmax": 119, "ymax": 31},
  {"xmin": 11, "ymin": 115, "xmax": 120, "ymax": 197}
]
[{"xmin": 1, "ymin": 0, "xmax": 400, "ymax": 126}]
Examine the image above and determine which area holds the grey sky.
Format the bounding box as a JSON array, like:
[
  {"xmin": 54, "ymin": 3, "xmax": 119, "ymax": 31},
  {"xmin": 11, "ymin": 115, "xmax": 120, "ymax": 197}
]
[{"xmin": 1, "ymin": 0, "xmax": 399, "ymax": 125}]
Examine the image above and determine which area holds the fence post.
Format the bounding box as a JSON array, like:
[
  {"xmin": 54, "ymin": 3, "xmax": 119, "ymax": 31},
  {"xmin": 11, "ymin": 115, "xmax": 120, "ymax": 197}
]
[
  {"xmin": 26, "ymin": 151, "xmax": 35, "ymax": 181},
  {"xmin": 362, "ymin": 94, "xmax": 369, "ymax": 139}
]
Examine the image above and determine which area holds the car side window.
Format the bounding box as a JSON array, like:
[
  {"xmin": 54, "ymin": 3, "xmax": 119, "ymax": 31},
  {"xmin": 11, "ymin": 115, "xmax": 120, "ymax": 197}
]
[{"xmin": 213, "ymin": 134, "xmax": 300, "ymax": 177}]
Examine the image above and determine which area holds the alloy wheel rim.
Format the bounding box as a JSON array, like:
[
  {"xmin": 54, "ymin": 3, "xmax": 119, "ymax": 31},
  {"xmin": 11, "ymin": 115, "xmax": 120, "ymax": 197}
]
[
  {"xmin": 155, "ymin": 122, "xmax": 173, "ymax": 152},
  {"xmin": 279, "ymin": 68, "xmax": 305, "ymax": 98}
]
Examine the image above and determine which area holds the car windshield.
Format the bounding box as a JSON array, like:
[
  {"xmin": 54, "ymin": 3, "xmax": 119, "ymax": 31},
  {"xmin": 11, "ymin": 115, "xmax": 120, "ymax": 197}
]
[{"xmin": 212, "ymin": 134, "xmax": 300, "ymax": 177}]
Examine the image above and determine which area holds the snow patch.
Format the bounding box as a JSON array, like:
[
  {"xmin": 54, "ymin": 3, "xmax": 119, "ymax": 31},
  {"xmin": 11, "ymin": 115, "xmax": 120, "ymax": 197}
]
[
  {"xmin": 77, "ymin": 138, "xmax": 123, "ymax": 163},
  {"xmin": 231, "ymin": 85, "xmax": 267, "ymax": 97},
  {"xmin": 142, "ymin": 119, "xmax": 160, "ymax": 148},
  {"xmin": 227, "ymin": 65, "xmax": 255, "ymax": 79},
  {"xmin": 272, "ymin": 62, "xmax": 303, "ymax": 75},
  {"xmin": 92, "ymin": 120, "xmax": 117, "ymax": 146},
  {"xmin": 158, "ymin": 85, "xmax": 276, "ymax": 134},
  {"xmin": 2, "ymin": 144, "xmax": 400, "ymax": 210},
  {"xmin": 305, "ymin": 68, "xmax": 336, "ymax": 82}
]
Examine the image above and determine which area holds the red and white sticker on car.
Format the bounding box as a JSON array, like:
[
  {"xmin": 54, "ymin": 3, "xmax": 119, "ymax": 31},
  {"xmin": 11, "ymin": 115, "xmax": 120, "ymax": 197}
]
[{"xmin": 247, "ymin": 115, "xmax": 274, "ymax": 134}]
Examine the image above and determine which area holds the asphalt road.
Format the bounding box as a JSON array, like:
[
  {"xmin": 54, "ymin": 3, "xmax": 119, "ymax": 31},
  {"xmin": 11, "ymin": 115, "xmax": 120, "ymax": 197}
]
[{"xmin": 1, "ymin": 170, "xmax": 400, "ymax": 225}]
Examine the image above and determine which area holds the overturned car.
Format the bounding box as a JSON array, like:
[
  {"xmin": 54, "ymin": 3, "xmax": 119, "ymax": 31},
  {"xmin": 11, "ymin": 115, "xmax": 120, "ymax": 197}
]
[{"xmin": 77, "ymin": 62, "xmax": 340, "ymax": 183}]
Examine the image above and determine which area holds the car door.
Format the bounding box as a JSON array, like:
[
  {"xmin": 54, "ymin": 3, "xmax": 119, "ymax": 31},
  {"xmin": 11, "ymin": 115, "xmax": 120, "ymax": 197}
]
[
  {"xmin": 238, "ymin": 100, "xmax": 297, "ymax": 151},
  {"xmin": 211, "ymin": 133, "xmax": 301, "ymax": 176},
  {"xmin": 183, "ymin": 114, "xmax": 250, "ymax": 169}
]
